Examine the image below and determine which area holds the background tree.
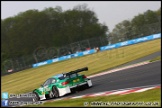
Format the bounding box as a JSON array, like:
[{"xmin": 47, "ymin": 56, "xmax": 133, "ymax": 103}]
[
  {"xmin": 110, "ymin": 7, "xmax": 161, "ymax": 42},
  {"xmin": 1, "ymin": 4, "xmax": 109, "ymax": 66}
]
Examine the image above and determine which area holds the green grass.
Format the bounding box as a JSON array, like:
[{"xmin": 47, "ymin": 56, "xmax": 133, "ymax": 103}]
[
  {"xmin": 1, "ymin": 39, "xmax": 161, "ymax": 94},
  {"xmin": 149, "ymin": 56, "xmax": 161, "ymax": 62},
  {"xmin": 25, "ymin": 88, "xmax": 161, "ymax": 107}
]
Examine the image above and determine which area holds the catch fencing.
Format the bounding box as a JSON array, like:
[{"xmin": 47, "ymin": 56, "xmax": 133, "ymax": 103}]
[{"xmin": 1, "ymin": 22, "xmax": 161, "ymax": 75}]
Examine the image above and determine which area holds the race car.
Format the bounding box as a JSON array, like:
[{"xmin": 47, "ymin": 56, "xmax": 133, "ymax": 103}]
[{"xmin": 33, "ymin": 67, "xmax": 92, "ymax": 101}]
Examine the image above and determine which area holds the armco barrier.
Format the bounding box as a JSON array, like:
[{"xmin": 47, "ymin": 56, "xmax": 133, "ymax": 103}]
[
  {"xmin": 100, "ymin": 33, "xmax": 161, "ymax": 51},
  {"xmin": 32, "ymin": 49, "xmax": 96, "ymax": 67},
  {"xmin": 32, "ymin": 33, "xmax": 161, "ymax": 68}
]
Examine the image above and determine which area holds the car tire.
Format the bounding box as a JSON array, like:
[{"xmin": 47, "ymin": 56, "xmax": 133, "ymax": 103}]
[
  {"xmin": 33, "ymin": 92, "xmax": 40, "ymax": 101},
  {"xmin": 52, "ymin": 86, "xmax": 59, "ymax": 98},
  {"xmin": 49, "ymin": 91, "xmax": 54, "ymax": 99},
  {"xmin": 84, "ymin": 83, "xmax": 89, "ymax": 89}
]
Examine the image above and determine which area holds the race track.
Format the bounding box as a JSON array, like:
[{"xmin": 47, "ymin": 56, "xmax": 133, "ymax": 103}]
[
  {"xmin": 8, "ymin": 51, "xmax": 161, "ymax": 106},
  {"xmin": 71, "ymin": 60, "xmax": 160, "ymax": 96}
]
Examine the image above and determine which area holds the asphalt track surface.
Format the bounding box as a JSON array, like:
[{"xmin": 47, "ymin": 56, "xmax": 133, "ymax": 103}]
[{"xmin": 7, "ymin": 51, "xmax": 161, "ymax": 106}]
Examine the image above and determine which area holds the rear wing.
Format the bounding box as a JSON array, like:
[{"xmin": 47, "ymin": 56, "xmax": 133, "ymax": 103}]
[{"xmin": 65, "ymin": 67, "xmax": 88, "ymax": 76}]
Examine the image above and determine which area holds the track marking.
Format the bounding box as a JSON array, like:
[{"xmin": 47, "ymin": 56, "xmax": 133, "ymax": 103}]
[
  {"xmin": 45, "ymin": 84, "xmax": 160, "ymax": 102},
  {"xmin": 134, "ymin": 87, "xmax": 155, "ymax": 93},
  {"xmin": 88, "ymin": 61, "xmax": 150, "ymax": 78}
]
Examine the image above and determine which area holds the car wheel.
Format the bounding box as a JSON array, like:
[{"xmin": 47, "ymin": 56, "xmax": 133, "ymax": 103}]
[
  {"xmin": 52, "ymin": 86, "xmax": 59, "ymax": 98},
  {"xmin": 33, "ymin": 92, "xmax": 40, "ymax": 101},
  {"xmin": 84, "ymin": 83, "xmax": 89, "ymax": 89},
  {"xmin": 49, "ymin": 91, "xmax": 54, "ymax": 99}
]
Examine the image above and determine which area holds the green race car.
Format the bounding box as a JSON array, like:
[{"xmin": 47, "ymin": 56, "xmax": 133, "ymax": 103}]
[{"xmin": 33, "ymin": 67, "xmax": 92, "ymax": 101}]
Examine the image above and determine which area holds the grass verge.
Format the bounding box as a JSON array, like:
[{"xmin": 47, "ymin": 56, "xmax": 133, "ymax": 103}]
[
  {"xmin": 2, "ymin": 39, "xmax": 161, "ymax": 94},
  {"xmin": 149, "ymin": 56, "xmax": 161, "ymax": 62},
  {"xmin": 25, "ymin": 88, "xmax": 161, "ymax": 107}
]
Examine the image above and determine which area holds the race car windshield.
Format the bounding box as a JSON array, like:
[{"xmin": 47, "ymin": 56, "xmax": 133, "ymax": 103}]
[{"xmin": 54, "ymin": 74, "xmax": 65, "ymax": 80}]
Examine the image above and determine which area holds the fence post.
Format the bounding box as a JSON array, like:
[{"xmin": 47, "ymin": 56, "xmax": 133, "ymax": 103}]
[
  {"xmin": 87, "ymin": 39, "xmax": 90, "ymax": 49},
  {"xmin": 33, "ymin": 53, "xmax": 38, "ymax": 63}
]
